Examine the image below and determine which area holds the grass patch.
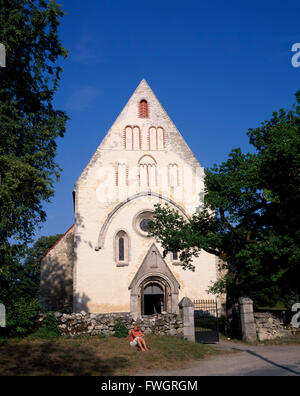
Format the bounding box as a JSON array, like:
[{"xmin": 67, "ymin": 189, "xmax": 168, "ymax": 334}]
[{"xmin": 0, "ymin": 334, "xmax": 226, "ymax": 376}]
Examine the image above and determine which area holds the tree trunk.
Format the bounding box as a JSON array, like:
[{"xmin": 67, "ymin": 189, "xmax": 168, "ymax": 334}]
[{"xmin": 225, "ymin": 289, "xmax": 242, "ymax": 339}]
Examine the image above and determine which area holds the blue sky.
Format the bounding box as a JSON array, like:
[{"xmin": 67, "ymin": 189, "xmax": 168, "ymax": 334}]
[{"xmin": 35, "ymin": 0, "xmax": 300, "ymax": 240}]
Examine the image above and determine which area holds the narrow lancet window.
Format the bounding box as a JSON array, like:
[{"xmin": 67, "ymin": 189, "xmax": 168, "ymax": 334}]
[
  {"xmin": 139, "ymin": 99, "xmax": 149, "ymax": 118},
  {"xmin": 119, "ymin": 237, "xmax": 124, "ymax": 261},
  {"xmin": 115, "ymin": 231, "xmax": 129, "ymax": 266}
]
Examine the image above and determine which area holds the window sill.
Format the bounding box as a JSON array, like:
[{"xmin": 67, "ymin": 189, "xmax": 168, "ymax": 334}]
[{"xmin": 116, "ymin": 262, "xmax": 129, "ymax": 267}]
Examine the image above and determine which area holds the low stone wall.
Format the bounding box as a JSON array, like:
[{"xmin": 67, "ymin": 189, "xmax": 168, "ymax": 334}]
[
  {"xmin": 254, "ymin": 312, "xmax": 294, "ymax": 341},
  {"xmin": 41, "ymin": 311, "xmax": 184, "ymax": 337}
]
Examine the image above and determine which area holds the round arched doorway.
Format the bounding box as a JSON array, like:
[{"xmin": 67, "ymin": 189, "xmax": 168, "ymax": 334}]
[
  {"xmin": 140, "ymin": 276, "xmax": 171, "ymax": 315},
  {"xmin": 143, "ymin": 282, "xmax": 164, "ymax": 315}
]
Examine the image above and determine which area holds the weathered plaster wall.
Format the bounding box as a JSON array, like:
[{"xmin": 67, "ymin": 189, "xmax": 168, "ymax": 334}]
[
  {"xmin": 72, "ymin": 80, "xmax": 219, "ymax": 314},
  {"xmin": 40, "ymin": 226, "xmax": 74, "ymax": 311}
]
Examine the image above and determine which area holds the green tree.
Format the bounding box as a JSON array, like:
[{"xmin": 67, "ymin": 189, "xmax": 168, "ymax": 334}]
[
  {"xmin": 149, "ymin": 92, "xmax": 300, "ymax": 332},
  {"xmin": 0, "ymin": 0, "xmax": 68, "ymax": 276},
  {"xmin": 0, "ymin": 0, "xmax": 67, "ymax": 336},
  {"xmin": 3, "ymin": 234, "xmax": 62, "ymax": 337}
]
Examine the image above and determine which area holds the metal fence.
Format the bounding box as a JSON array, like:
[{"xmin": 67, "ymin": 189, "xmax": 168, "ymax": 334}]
[
  {"xmin": 194, "ymin": 299, "xmax": 218, "ymax": 318},
  {"xmin": 193, "ymin": 299, "xmax": 219, "ymax": 343}
]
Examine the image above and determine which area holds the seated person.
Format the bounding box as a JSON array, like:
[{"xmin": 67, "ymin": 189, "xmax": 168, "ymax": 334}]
[{"xmin": 129, "ymin": 325, "xmax": 150, "ymax": 351}]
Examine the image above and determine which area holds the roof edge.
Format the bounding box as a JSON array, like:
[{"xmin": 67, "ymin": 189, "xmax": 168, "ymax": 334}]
[{"xmin": 40, "ymin": 224, "xmax": 74, "ymax": 262}]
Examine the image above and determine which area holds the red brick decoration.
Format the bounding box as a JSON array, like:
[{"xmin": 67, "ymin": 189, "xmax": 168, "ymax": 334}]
[
  {"xmin": 138, "ymin": 155, "xmax": 157, "ymax": 187},
  {"xmin": 148, "ymin": 126, "xmax": 165, "ymax": 150},
  {"xmin": 139, "ymin": 99, "xmax": 149, "ymax": 118},
  {"xmin": 115, "ymin": 166, "xmax": 118, "ymax": 186},
  {"xmin": 124, "ymin": 125, "xmax": 141, "ymax": 150}
]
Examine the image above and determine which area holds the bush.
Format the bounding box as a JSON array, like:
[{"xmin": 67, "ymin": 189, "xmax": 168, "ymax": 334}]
[
  {"xmin": 6, "ymin": 297, "xmax": 41, "ymax": 338},
  {"xmin": 31, "ymin": 312, "xmax": 60, "ymax": 339},
  {"xmin": 114, "ymin": 320, "xmax": 128, "ymax": 338}
]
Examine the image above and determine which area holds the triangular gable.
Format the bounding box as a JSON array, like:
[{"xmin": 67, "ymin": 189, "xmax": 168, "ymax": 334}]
[
  {"xmin": 128, "ymin": 243, "xmax": 180, "ymax": 291},
  {"xmin": 75, "ymin": 79, "xmax": 201, "ymax": 186}
]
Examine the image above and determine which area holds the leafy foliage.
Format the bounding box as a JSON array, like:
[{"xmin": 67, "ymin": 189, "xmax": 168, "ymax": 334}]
[
  {"xmin": 6, "ymin": 297, "xmax": 41, "ymax": 337},
  {"xmin": 0, "ymin": 0, "xmax": 68, "ymax": 265},
  {"xmin": 2, "ymin": 234, "xmax": 62, "ymax": 337},
  {"xmin": 113, "ymin": 320, "xmax": 128, "ymax": 338},
  {"xmin": 32, "ymin": 312, "xmax": 60, "ymax": 338},
  {"xmin": 0, "ymin": 0, "xmax": 67, "ymax": 337},
  {"xmin": 149, "ymin": 92, "xmax": 300, "ymax": 309}
]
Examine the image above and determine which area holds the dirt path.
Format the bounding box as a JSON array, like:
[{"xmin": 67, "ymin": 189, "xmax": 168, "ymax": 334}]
[{"xmin": 136, "ymin": 340, "xmax": 300, "ymax": 376}]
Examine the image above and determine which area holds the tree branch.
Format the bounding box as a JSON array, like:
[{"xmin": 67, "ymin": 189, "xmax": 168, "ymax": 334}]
[{"xmin": 219, "ymin": 208, "xmax": 236, "ymax": 232}]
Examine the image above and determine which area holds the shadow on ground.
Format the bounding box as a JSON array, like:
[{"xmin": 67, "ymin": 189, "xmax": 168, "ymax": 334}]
[{"xmin": 0, "ymin": 340, "xmax": 128, "ymax": 376}]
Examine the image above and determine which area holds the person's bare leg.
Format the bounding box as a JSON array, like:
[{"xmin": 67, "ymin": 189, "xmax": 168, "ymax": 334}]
[
  {"xmin": 141, "ymin": 337, "xmax": 150, "ymax": 351},
  {"xmin": 137, "ymin": 338, "xmax": 146, "ymax": 351}
]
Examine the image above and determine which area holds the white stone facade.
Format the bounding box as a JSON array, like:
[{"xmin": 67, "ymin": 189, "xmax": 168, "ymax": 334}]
[{"xmin": 41, "ymin": 79, "xmax": 219, "ymax": 315}]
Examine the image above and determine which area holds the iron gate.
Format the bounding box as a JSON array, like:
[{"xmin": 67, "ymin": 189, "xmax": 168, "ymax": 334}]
[{"xmin": 194, "ymin": 299, "xmax": 219, "ymax": 343}]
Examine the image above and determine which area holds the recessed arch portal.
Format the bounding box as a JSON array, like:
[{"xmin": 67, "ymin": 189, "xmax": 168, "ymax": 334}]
[{"xmin": 129, "ymin": 244, "xmax": 180, "ymax": 317}]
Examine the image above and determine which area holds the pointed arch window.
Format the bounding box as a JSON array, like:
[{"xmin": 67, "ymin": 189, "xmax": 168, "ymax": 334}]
[
  {"xmin": 115, "ymin": 230, "xmax": 129, "ymax": 266},
  {"xmin": 139, "ymin": 99, "xmax": 149, "ymax": 118}
]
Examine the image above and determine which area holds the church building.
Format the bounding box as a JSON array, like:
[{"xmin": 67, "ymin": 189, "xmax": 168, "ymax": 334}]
[{"xmin": 40, "ymin": 79, "xmax": 219, "ymax": 316}]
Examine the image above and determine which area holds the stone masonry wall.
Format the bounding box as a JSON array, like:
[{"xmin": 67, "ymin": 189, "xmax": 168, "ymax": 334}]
[
  {"xmin": 41, "ymin": 311, "xmax": 184, "ymax": 337},
  {"xmin": 254, "ymin": 312, "xmax": 295, "ymax": 341}
]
